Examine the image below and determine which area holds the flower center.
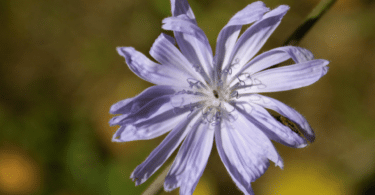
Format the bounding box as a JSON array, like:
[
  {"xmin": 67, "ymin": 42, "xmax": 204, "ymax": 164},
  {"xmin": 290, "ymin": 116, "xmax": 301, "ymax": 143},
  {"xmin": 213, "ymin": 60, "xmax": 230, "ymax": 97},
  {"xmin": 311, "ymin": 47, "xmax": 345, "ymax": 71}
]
[{"xmin": 213, "ymin": 90, "xmax": 219, "ymax": 99}]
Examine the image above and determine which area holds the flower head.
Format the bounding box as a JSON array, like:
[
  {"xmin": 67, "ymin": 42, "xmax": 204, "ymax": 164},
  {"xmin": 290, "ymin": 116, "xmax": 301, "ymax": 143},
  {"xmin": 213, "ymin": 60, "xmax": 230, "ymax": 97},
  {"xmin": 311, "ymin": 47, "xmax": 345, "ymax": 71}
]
[{"xmin": 110, "ymin": 1, "xmax": 329, "ymax": 194}]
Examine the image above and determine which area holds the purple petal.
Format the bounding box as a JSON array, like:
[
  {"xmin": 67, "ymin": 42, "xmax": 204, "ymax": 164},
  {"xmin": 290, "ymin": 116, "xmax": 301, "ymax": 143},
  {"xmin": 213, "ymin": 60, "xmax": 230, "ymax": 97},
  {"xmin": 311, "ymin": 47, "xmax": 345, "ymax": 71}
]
[
  {"xmin": 112, "ymin": 108, "xmax": 190, "ymax": 143},
  {"xmin": 150, "ymin": 33, "xmax": 204, "ymax": 82},
  {"xmin": 164, "ymin": 118, "xmax": 214, "ymax": 194},
  {"xmin": 110, "ymin": 95, "xmax": 172, "ymax": 126},
  {"xmin": 170, "ymin": 92, "xmax": 205, "ymax": 108},
  {"xmin": 234, "ymin": 99, "xmax": 307, "ymax": 147},
  {"xmin": 111, "ymin": 100, "xmax": 180, "ymax": 142},
  {"xmin": 215, "ymin": 1, "xmax": 270, "ymax": 72},
  {"xmin": 237, "ymin": 46, "xmax": 314, "ymax": 76},
  {"xmin": 162, "ymin": 16, "xmax": 213, "ymax": 81},
  {"xmin": 233, "ymin": 108, "xmax": 283, "ymax": 167},
  {"xmin": 117, "ymin": 47, "xmax": 190, "ymax": 86},
  {"xmin": 168, "ymin": 0, "xmax": 213, "ymax": 81},
  {"xmin": 215, "ymin": 119, "xmax": 268, "ymax": 195},
  {"xmin": 170, "ymin": 0, "xmax": 195, "ymax": 19},
  {"xmin": 130, "ymin": 110, "xmax": 201, "ymax": 186},
  {"xmin": 249, "ymin": 95, "xmax": 316, "ymax": 142},
  {"xmin": 162, "ymin": 17, "xmax": 209, "ymax": 53},
  {"xmin": 225, "ymin": 5, "xmax": 289, "ymax": 79},
  {"xmin": 214, "ymin": 106, "xmax": 283, "ymax": 194},
  {"xmin": 109, "ymin": 85, "xmax": 176, "ymax": 115},
  {"xmin": 238, "ymin": 59, "xmax": 329, "ymax": 93},
  {"xmin": 110, "ymin": 86, "xmax": 205, "ymax": 128},
  {"xmin": 112, "ymin": 89, "xmax": 205, "ymax": 142}
]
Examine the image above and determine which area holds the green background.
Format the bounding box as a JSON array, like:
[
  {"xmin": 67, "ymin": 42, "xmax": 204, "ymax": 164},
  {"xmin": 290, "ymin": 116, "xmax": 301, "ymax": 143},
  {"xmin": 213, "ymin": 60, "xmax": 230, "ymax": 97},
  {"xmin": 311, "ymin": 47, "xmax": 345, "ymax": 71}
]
[{"xmin": 1, "ymin": 0, "xmax": 374, "ymax": 194}]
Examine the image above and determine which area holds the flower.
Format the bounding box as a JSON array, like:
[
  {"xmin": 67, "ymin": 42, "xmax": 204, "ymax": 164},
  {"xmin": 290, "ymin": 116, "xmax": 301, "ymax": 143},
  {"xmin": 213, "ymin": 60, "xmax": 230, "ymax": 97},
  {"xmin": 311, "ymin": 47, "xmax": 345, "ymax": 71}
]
[{"xmin": 110, "ymin": 0, "xmax": 329, "ymax": 194}]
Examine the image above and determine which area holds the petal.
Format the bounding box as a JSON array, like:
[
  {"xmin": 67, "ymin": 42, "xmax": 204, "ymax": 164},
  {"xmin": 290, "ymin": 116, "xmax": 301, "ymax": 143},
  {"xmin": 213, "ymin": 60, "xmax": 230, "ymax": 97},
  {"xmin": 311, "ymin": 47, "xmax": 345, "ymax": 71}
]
[
  {"xmin": 110, "ymin": 95, "xmax": 172, "ymax": 126},
  {"xmin": 169, "ymin": 0, "xmax": 212, "ymax": 79},
  {"xmin": 112, "ymin": 89, "xmax": 205, "ymax": 142},
  {"xmin": 109, "ymin": 85, "xmax": 176, "ymax": 115},
  {"xmin": 170, "ymin": 0, "xmax": 195, "ymax": 19},
  {"xmin": 224, "ymin": 5, "xmax": 289, "ymax": 79},
  {"xmin": 215, "ymin": 106, "xmax": 283, "ymax": 195},
  {"xmin": 215, "ymin": 2, "xmax": 270, "ymax": 72},
  {"xmin": 249, "ymin": 95, "xmax": 316, "ymax": 142},
  {"xmin": 234, "ymin": 99, "xmax": 307, "ymax": 147},
  {"xmin": 232, "ymin": 108, "xmax": 283, "ymax": 167},
  {"xmin": 117, "ymin": 47, "xmax": 190, "ymax": 86},
  {"xmin": 112, "ymin": 108, "xmax": 190, "ymax": 142},
  {"xmin": 237, "ymin": 59, "xmax": 329, "ymax": 93},
  {"xmin": 162, "ymin": 16, "xmax": 213, "ymax": 82},
  {"xmin": 110, "ymin": 87, "xmax": 205, "ymax": 127},
  {"xmin": 236, "ymin": 46, "xmax": 314, "ymax": 77},
  {"xmin": 170, "ymin": 91, "xmax": 206, "ymax": 108},
  {"xmin": 164, "ymin": 118, "xmax": 214, "ymax": 194},
  {"xmin": 215, "ymin": 119, "xmax": 268, "ymax": 195},
  {"xmin": 150, "ymin": 33, "xmax": 204, "ymax": 82},
  {"xmin": 130, "ymin": 110, "xmax": 202, "ymax": 185}
]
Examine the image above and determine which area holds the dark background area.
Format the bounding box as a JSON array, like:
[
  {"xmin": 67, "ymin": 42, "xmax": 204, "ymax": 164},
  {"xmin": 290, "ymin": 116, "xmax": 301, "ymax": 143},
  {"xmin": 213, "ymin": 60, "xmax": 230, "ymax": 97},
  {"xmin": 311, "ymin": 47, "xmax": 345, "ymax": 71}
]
[{"xmin": 1, "ymin": 0, "xmax": 375, "ymax": 194}]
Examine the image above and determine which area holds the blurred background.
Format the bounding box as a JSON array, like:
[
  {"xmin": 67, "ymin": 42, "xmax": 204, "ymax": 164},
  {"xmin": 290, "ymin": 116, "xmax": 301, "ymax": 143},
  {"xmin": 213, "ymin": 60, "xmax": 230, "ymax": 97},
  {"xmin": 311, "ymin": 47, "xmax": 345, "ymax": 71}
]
[{"xmin": 1, "ymin": 0, "xmax": 375, "ymax": 194}]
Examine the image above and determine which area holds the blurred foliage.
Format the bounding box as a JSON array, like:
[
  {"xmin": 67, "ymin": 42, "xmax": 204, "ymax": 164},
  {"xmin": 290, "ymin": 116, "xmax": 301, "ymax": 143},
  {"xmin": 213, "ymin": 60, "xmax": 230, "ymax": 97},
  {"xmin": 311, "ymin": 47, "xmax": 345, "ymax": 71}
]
[{"xmin": 1, "ymin": 0, "xmax": 375, "ymax": 194}]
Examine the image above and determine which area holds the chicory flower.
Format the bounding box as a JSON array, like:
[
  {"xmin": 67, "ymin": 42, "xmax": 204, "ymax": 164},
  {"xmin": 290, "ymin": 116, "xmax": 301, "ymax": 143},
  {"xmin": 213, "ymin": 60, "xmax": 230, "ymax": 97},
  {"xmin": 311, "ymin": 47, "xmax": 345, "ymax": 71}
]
[{"xmin": 110, "ymin": 0, "xmax": 329, "ymax": 194}]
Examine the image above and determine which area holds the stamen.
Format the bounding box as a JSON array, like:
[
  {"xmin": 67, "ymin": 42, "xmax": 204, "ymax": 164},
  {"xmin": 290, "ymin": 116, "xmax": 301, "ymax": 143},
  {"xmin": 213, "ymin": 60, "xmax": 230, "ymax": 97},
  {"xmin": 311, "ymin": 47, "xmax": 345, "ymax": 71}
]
[
  {"xmin": 230, "ymin": 76, "xmax": 266, "ymax": 91},
  {"xmin": 230, "ymin": 91, "xmax": 239, "ymax": 99},
  {"xmin": 253, "ymin": 78, "xmax": 266, "ymax": 89},
  {"xmin": 227, "ymin": 68, "xmax": 232, "ymax": 75},
  {"xmin": 231, "ymin": 58, "xmax": 240, "ymax": 69},
  {"xmin": 201, "ymin": 107, "xmax": 223, "ymax": 125},
  {"xmin": 227, "ymin": 111, "xmax": 238, "ymax": 122},
  {"xmin": 190, "ymin": 64, "xmax": 213, "ymax": 86},
  {"xmin": 217, "ymin": 79, "xmax": 224, "ymax": 89},
  {"xmin": 175, "ymin": 89, "xmax": 187, "ymax": 95},
  {"xmin": 172, "ymin": 90, "xmax": 205, "ymax": 109},
  {"xmin": 187, "ymin": 78, "xmax": 207, "ymax": 90},
  {"xmin": 237, "ymin": 76, "xmax": 246, "ymax": 86},
  {"xmin": 192, "ymin": 64, "xmax": 203, "ymax": 73}
]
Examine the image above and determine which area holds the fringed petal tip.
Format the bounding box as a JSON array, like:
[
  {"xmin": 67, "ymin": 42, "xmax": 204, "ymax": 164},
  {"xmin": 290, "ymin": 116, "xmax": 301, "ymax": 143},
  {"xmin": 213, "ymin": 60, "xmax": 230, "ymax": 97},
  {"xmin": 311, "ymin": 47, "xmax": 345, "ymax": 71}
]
[
  {"xmin": 164, "ymin": 182, "xmax": 179, "ymax": 192},
  {"xmin": 305, "ymin": 132, "xmax": 316, "ymax": 143},
  {"xmin": 322, "ymin": 65, "xmax": 329, "ymax": 76},
  {"xmin": 111, "ymin": 126, "xmax": 128, "ymax": 142},
  {"xmin": 296, "ymin": 142, "xmax": 308, "ymax": 148},
  {"xmin": 111, "ymin": 136, "xmax": 121, "ymax": 143},
  {"xmin": 273, "ymin": 156, "xmax": 284, "ymax": 169},
  {"xmin": 276, "ymin": 4, "xmax": 290, "ymax": 13},
  {"xmin": 111, "ymin": 130, "xmax": 122, "ymax": 142},
  {"xmin": 262, "ymin": 4, "xmax": 289, "ymax": 20},
  {"xmin": 170, "ymin": 0, "xmax": 195, "ymax": 19},
  {"xmin": 130, "ymin": 173, "xmax": 144, "ymax": 186},
  {"xmin": 109, "ymin": 104, "xmax": 119, "ymax": 115},
  {"xmin": 116, "ymin": 46, "xmax": 131, "ymax": 58},
  {"xmin": 109, "ymin": 98, "xmax": 133, "ymax": 115},
  {"xmin": 161, "ymin": 16, "xmax": 209, "ymax": 46},
  {"xmin": 108, "ymin": 115, "xmax": 126, "ymax": 126}
]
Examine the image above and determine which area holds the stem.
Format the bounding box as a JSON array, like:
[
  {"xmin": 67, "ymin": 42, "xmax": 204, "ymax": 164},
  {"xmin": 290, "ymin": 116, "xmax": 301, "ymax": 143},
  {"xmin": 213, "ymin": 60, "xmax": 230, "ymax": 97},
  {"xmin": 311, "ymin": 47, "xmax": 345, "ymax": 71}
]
[
  {"xmin": 283, "ymin": 0, "xmax": 337, "ymax": 46},
  {"xmin": 141, "ymin": 163, "xmax": 172, "ymax": 195}
]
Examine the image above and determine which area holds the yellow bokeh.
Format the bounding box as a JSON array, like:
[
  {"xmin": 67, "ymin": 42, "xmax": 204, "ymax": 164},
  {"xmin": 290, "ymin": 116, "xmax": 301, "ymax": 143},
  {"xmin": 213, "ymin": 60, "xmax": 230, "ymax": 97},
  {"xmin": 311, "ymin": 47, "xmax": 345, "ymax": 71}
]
[
  {"xmin": 194, "ymin": 174, "xmax": 218, "ymax": 195},
  {"xmin": 265, "ymin": 161, "xmax": 345, "ymax": 195},
  {"xmin": 0, "ymin": 148, "xmax": 40, "ymax": 195}
]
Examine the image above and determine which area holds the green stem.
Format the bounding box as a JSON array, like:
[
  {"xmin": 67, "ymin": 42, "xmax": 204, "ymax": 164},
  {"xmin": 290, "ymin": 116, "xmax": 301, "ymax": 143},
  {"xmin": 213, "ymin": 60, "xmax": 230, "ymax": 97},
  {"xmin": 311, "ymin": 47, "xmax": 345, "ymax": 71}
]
[{"xmin": 283, "ymin": 0, "xmax": 337, "ymax": 46}]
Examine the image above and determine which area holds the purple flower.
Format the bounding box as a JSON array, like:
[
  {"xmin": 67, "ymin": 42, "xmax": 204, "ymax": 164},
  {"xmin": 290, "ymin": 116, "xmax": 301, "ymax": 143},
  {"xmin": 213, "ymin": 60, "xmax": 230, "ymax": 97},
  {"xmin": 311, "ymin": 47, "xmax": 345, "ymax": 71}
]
[{"xmin": 110, "ymin": 0, "xmax": 329, "ymax": 194}]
